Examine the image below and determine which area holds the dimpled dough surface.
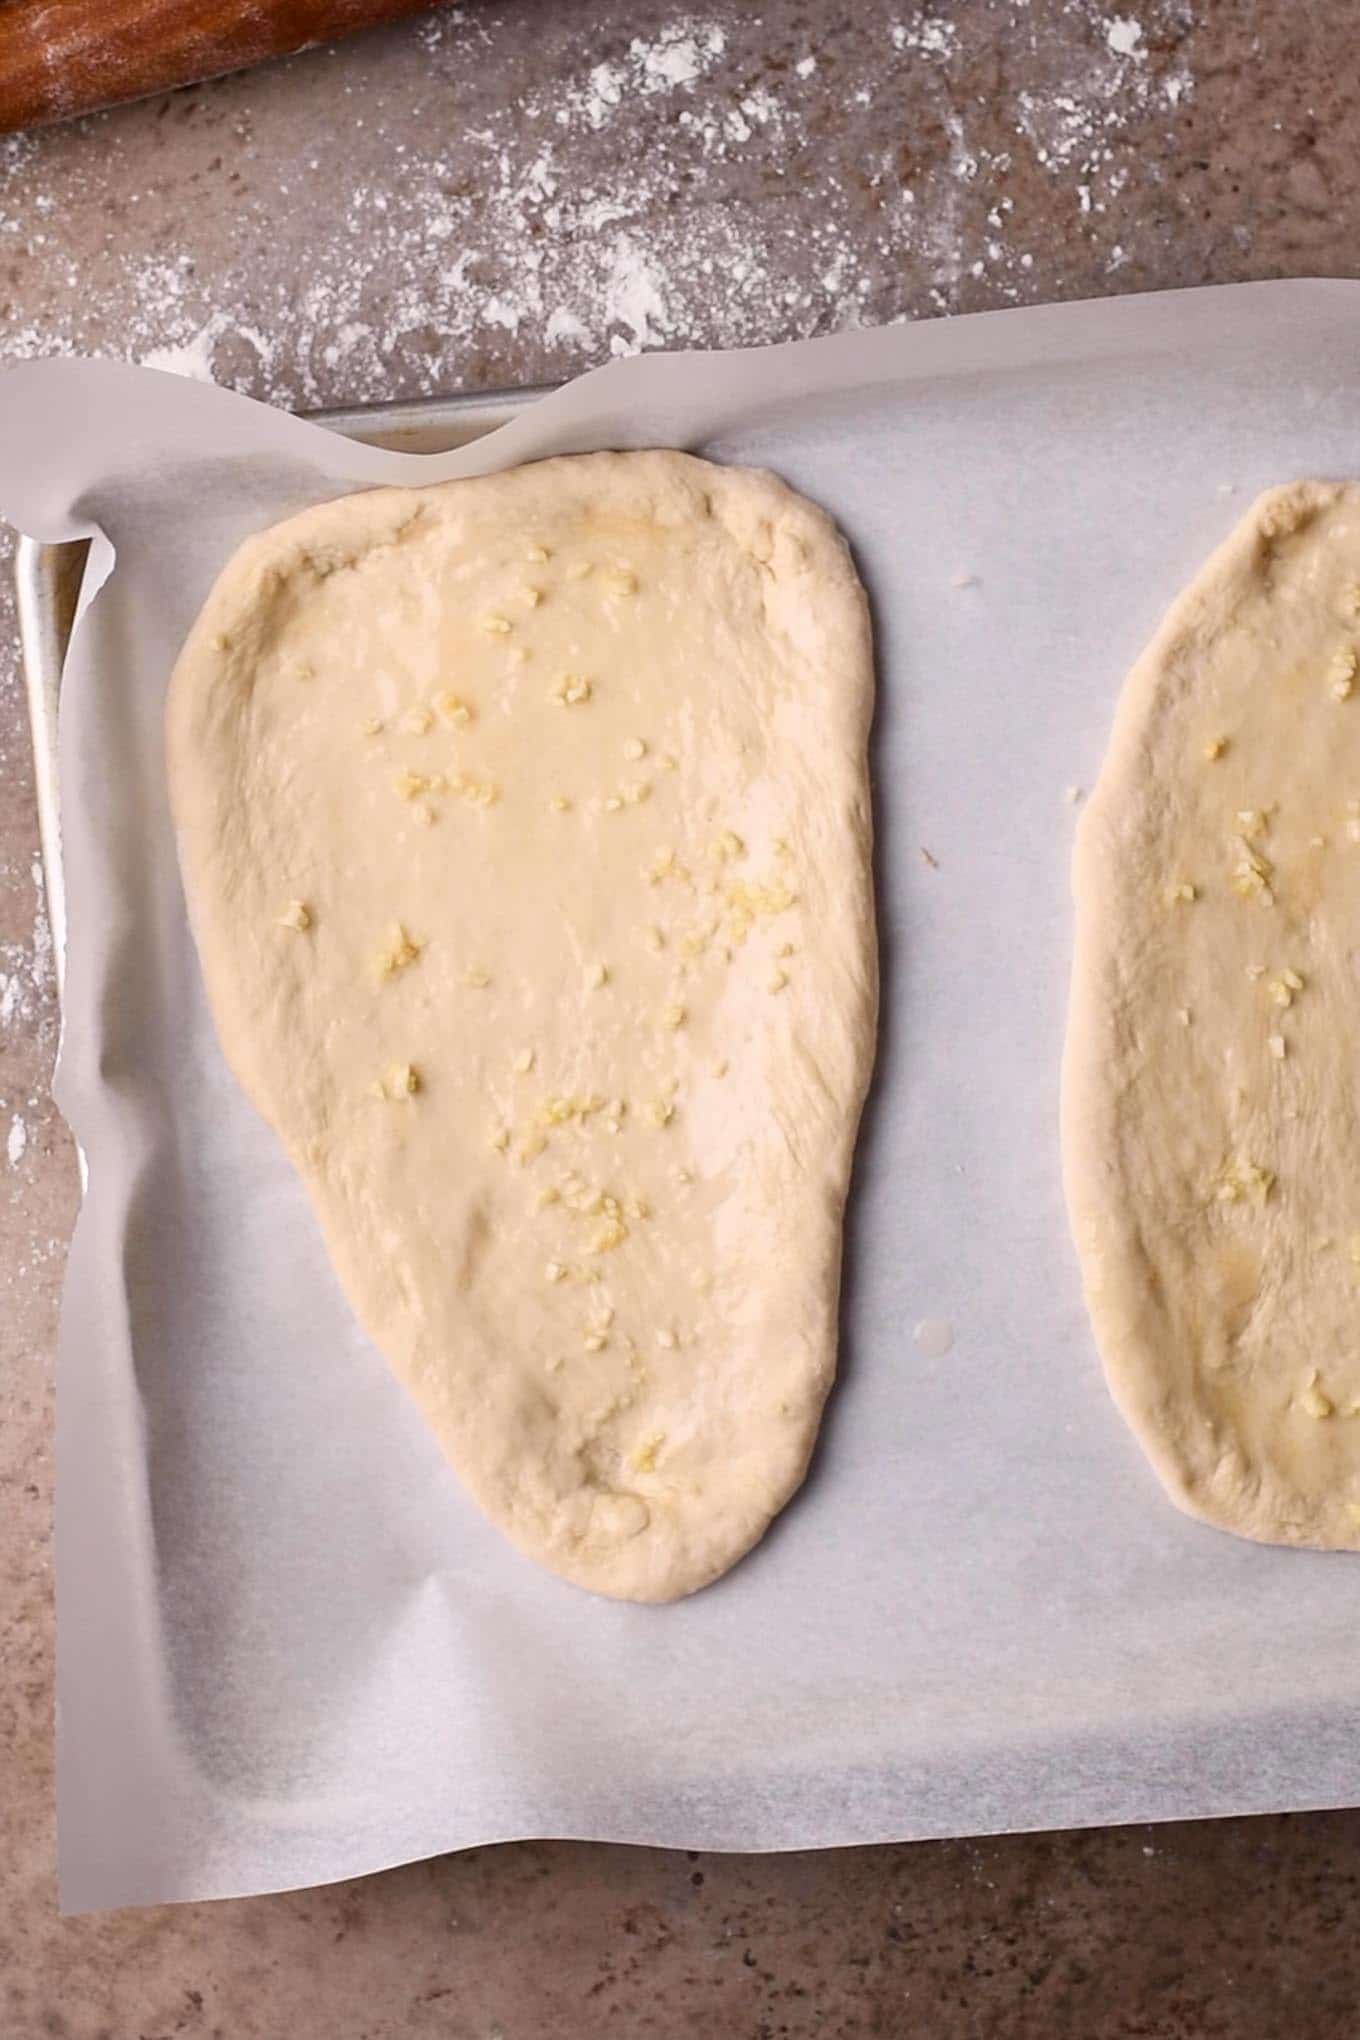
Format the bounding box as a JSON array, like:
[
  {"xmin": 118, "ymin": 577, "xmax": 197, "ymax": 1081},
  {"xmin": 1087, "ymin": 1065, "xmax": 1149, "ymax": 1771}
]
[
  {"xmin": 167, "ymin": 451, "xmax": 877, "ymax": 1602},
  {"xmin": 1065, "ymin": 480, "xmax": 1360, "ymax": 1551}
]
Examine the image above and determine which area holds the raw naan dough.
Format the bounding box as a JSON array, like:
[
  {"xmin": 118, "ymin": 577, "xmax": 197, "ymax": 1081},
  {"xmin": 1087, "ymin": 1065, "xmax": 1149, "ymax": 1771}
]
[
  {"xmin": 167, "ymin": 450, "xmax": 877, "ymax": 1601},
  {"xmin": 1065, "ymin": 479, "xmax": 1360, "ymax": 1550}
]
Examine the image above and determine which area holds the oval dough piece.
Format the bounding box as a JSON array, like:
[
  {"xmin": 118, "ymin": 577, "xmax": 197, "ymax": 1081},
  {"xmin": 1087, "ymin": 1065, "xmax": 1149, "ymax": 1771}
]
[
  {"xmin": 167, "ymin": 450, "xmax": 877, "ymax": 1601},
  {"xmin": 1065, "ymin": 480, "xmax": 1360, "ymax": 1550}
]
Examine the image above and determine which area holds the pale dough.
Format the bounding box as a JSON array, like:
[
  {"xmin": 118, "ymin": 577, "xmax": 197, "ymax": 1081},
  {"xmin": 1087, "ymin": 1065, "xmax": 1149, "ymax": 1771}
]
[
  {"xmin": 1065, "ymin": 480, "xmax": 1360, "ymax": 1550},
  {"xmin": 167, "ymin": 450, "xmax": 877, "ymax": 1601}
]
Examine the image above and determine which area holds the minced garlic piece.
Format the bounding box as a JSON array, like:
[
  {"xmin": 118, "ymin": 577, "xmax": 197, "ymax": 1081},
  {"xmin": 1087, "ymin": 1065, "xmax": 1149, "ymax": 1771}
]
[
  {"xmin": 436, "ymin": 691, "xmax": 472, "ymax": 727},
  {"xmin": 384, "ymin": 1062, "xmax": 419, "ymax": 1100},
  {"xmin": 656, "ymin": 1329, "xmax": 678, "ymax": 1350},
  {"xmin": 1176, "ymin": 1008, "xmax": 1191, "ymax": 1027},
  {"xmin": 539, "ymin": 1097, "xmax": 605, "ymax": 1132},
  {"xmin": 515, "ymin": 1047, "xmax": 535, "ymax": 1074},
  {"xmin": 623, "ymin": 782, "xmax": 650, "ymax": 805},
  {"xmin": 605, "ymin": 796, "xmax": 623, "ymax": 813},
  {"xmin": 489, "ymin": 1125, "xmax": 510, "ymax": 1152},
  {"xmin": 1301, "ymin": 1371, "xmax": 1334, "ymax": 1419},
  {"xmin": 1269, "ymin": 1033, "xmax": 1286, "ymax": 1059},
  {"xmin": 725, "ymin": 877, "xmax": 797, "ymax": 944},
  {"xmin": 399, "ymin": 706, "xmax": 434, "ymax": 735},
  {"xmin": 663, "ymin": 1005, "xmax": 687, "ymax": 1030},
  {"xmin": 395, "ymin": 769, "xmax": 430, "ymax": 800},
  {"xmin": 646, "ymin": 1099, "xmax": 675, "ymax": 1128},
  {"xmin": 1231, "ymin": 837, "xmax": 1274, "ymax": 902},
  {"xmin": 624, "ymin": 737, "xmax": 647, "ymax": 761},
  {"xmin": 602, "ymin": 568, "xmax": 637, "ymax": 595},
  {"xmin": 587, "ymin": 963, "xmax": 609, "ymax": 990},
  {"xmin": 277, "ymin": 899, "xmax": 311, "ymax": 932},
  {"xmin": 631, "ymin": 1435, "xmax": 664, "ymax": 1474},
  {"xmin": 1245, "ymin": 962, "xmax": 1266, "ymax": 980},
  {"xmin": 458, "ymin": 778, "xmax": 499, "ymax": 808},
  {"xmin": 1167, "ymin": 881, "xmax": 1196, "ymax": 905},
  {"xmin": 519, "ymin": 586, "xmax": 542, "ymax": 608},
  {"xmin": 536, "ymin": 1186, "xmax": 561, "ymax": 1210},
  {"xmin": 583, "ymin": 1331, "xmax": 608, "ymax": 1353},
  {"xmin": 1216, "ymin": 1158, "xmax": 1275, "ymax": 1207},
  {"xmin": 525, "ymin": 544, "xmax": 550, "ymax": 564},
  {"xmin": 1331, "ymin": 646, "xmax": 1358, "ymax": 698},
  {"xmin": 550, "ymin": 795, "xmax": 572, "ymax": 813},
  {"xmin": 1268, "ymin": 979, "xmax": 1293, "ymax": 1008},
  {"xmin": 363, "ymin": 716, "xmax": 384, "ymax": 737},
  {"xmin": 1203, "ymin": 737, "xmax": 1226, "ymax": 761},
  {"xmin": 550, "ymin": 673, "xmax": 592, "ymax": 706},
  {"xmin": 769, "ymin": 969, "xmax": 790, "ymax": 993},
  {"xmin": 518, "ymin": 1132, "xmax": 548, "ymax": 1165},
  {"xmin": 479, "ymin": 613, "xmax": 512, "ymax": 634},
  {"xmin": 1282, "ymin": 968, "xmax": 1304, "ymax": 992},
  {"xmin": 377, "ymin": 923, "xmax": 421, "ymax": 978},
  {"xmin": 565, "ymin": 560, "xmax": 593, "ymax": 581},
  {"xmin": 711, "ymin": 830, "xmax": 745, "ymax": 863},
  {"xmin": 711, "ymin": 1057, "xmax": 729, "ymax": 1078},
  {"xmin": 644, "ymin": 925, "xmax": 665, "ymax": 952},
  {"xmin": 659, "ymin": 753, "xmax": 678, "ymax": 772},
  {"xmin": 545, "ymin": 1261, "xmax": 566, "ymax": 1283},
  {"xmin": 464, "ymin": 965, "xmax": 492, "ymax": 989}
]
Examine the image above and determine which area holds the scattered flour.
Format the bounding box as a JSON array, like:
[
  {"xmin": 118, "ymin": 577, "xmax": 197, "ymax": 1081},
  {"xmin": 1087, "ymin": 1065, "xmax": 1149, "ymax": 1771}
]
[
  {"xmin": 0, "ymin": 856, "xmax": 55, "ymax": 1041},
  {"xmin": 140, "ymin": 331, "xmax": 219, "ymax": 380},
  {"xmin": 1105, "ymin": 15, "xmax": 1146, "ymax": 57},
  {"xmin": 632, "ymin": 23, "xmax": 725, "ymax": 89},
  {"xmin": 891, "ymin": 16, "xmax": 960, "ymax": 59},
  {"xmin": 7, "ymin": 1113, "xmax": 27, "ymax": 1168},
  {"xmin": 0, "ymin": 5, "xmax": 1199, "ymax": 406}
]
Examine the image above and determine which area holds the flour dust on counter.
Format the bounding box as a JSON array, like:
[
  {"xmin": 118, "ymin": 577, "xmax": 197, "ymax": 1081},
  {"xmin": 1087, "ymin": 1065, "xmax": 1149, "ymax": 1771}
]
[
  {"xmin": 1065, "ymin": 480, "xmax": 1360, "ymax": 1550},
  {"xmin": 166, "ymin": 449, "xmax": 877, "ymax": 1601}
]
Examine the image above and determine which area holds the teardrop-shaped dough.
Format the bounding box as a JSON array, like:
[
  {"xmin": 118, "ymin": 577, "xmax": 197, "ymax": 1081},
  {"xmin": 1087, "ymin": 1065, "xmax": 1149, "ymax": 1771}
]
[
  {"xmin": 167, "ymin": 451, "xmax": 877, "ymax": 1600},
  {"xmin": 1065, "ymin": 480, "xmax": 1360, "ymax": 1549}
]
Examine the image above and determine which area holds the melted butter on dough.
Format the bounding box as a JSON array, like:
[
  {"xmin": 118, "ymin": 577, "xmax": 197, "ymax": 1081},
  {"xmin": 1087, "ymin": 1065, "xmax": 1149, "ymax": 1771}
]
[
  {"xmin": 167, "ymin": 450, "xmax": 877, "ymax": 1601},
  {"xmin": 1065, "ymin": 479, "xmax": 1360, "ymax": 1549}
]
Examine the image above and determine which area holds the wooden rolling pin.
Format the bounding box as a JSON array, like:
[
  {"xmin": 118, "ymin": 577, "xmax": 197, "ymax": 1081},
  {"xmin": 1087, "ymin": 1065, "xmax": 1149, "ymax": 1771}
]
[{"xmin": 0, "ymin": 0, "xmax": 450, "ymax": 134}]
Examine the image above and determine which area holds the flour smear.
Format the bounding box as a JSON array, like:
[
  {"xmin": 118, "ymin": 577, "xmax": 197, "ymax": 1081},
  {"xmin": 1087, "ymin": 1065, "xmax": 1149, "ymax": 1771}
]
[{"xmin": 0, "ymin": 4, "xmax": 1199, "ymax": 407}]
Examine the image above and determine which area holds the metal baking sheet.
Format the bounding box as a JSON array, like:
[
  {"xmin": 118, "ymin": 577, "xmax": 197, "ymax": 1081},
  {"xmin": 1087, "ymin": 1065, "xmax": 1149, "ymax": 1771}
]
[
  {"xmin": 15, "ymin": 385, "xmax": 549, "ymax": 991},
  {"xmin": 11, "ymin": 288, "xmax": 1360, "ymax": 1914}
]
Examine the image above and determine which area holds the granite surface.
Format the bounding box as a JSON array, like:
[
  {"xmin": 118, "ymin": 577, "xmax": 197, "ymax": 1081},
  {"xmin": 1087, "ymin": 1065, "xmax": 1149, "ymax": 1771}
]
[{"xmin": 4, "ymin": 0, "xmax": 1360, "ymax": 2031}]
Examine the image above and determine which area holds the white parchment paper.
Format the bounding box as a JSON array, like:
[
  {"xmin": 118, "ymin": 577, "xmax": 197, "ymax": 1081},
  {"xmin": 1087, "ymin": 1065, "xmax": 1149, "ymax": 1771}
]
[{"xmin": 8, "ymin": 282, "xmax": 1360, "ymax": 1913}]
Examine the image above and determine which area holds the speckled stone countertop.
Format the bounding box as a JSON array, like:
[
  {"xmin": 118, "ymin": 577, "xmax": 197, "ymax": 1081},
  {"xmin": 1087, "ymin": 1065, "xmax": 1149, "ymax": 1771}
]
[{"xmin": 4, "ymin": 1, "xmax": 1360, "ymax": 2032}]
